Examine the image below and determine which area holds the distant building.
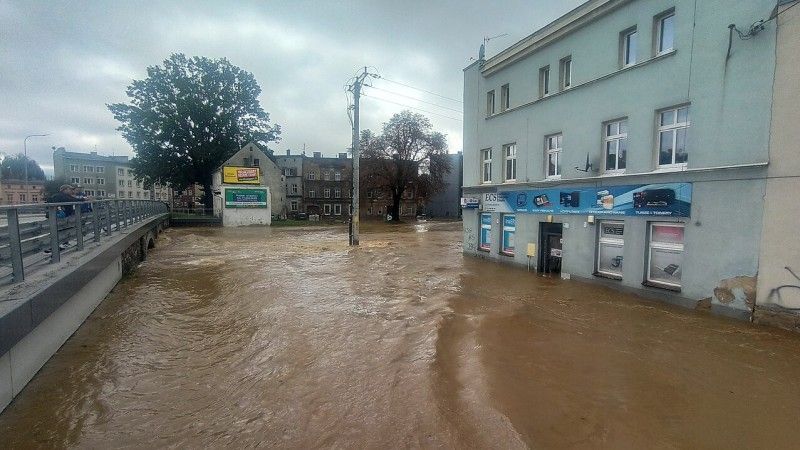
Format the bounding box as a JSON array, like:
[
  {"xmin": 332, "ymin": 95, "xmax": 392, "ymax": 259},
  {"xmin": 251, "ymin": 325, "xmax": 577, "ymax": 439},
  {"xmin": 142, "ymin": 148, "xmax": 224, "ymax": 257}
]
[
  {"xmin": 362, "ymin": 184, "xmax": 418, "ymax": 220},
  {"xmin": 424, "ymin": 152, "xmax": 463, "ymax": 219},
  {"xmin": 212, "ymin": 142, "xmax": 286, "ymax": 221},
  {"xmin": 274, "ymin": 149, "xmax": 305, "ymax": 217},
  {"xmin": 0, "ymin": 180, "xmax": 45, "ymax": 205},
  {"xmin": 52, "ymin": 147, "xmax": 171, "ymax": 201},
  {"xmin": 301, "ymin": 152, "xmax": 353, "ymax": 219}
]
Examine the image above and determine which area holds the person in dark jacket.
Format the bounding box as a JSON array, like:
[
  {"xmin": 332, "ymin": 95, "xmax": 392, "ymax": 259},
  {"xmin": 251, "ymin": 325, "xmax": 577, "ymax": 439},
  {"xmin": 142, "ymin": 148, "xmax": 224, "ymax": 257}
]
[{"xmin": 48, "ymin": 184, "xmax": 80, "ymax": 216}]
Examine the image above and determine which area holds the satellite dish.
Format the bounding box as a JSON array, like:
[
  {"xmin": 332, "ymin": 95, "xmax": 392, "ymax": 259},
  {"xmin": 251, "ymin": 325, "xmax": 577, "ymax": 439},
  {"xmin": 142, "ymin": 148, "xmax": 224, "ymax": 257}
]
[{"xmin": 574, "ymin": 152, "xmax": 596, "ymax": 173}]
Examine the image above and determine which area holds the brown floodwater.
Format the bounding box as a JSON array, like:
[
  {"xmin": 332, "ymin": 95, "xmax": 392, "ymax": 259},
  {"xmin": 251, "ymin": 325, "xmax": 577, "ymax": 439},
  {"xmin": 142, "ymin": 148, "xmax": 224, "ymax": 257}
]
[{"xmin": 2, "ymin": 222, "xmax": 800, "ymax": 448}]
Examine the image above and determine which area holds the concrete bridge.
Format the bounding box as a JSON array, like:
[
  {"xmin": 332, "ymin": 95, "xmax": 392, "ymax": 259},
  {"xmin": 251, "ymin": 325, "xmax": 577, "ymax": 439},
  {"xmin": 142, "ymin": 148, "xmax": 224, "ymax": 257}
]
[{"xmin": 0, "ymin": 200, "xmax": 169, "ymax": 411}]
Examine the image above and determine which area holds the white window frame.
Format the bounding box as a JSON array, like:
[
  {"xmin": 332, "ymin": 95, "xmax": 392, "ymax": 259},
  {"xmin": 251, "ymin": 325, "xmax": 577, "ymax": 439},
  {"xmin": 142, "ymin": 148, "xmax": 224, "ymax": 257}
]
[
  {"xmin": 117, "ymin": 168, "xmax": 124, "ymax": 176},
  {"xmin": 334, "ymin": 188, "xmax": 341, "ymax": 198},
  {"xmin": 71, "ymin": 177, "xmax": 80, "ymax": 184},
  {"xmin": 323, "ymin": 171, "xmax": 331, "ymax": 181},
  {"xmin": 539, "ymin": 66, "xmax": 550, "ymax": 98},
  {"xmin": 500, "ymin": 84, "xmax": 510, "ymax": 112},
  {"xmin": 621, "ymin": 28, "xmax": 638, "ymax": 67},
  {"xmin": 545, "ymin": 134, "xmax": 563, "ymax": 179},
  {"xmin": 657, "ymin": 105, "xmax": 690, "ymax": 169},
  {"xmin": 290, "ymin": 200, "xmax": 298, "ymax": 211},
  {"xmin": 481, "ymin": 148, "xmax": 493, "ymax": 184},
  {"xmin": 501, "ymin": 214, "xmax": 515, "ymax": 256},
  {"xmin": 308, "ymin": 172, "xmax": 316, "ymax": 180},
  {"xmin": 655, "ymin": 11, "xmax": 675, "ymax": 55},
  {"xmin": 96, "ymin": 178, "xmax": 105, "ymax": 185},
  {"xmin": 70, "ymin": 164, "xmax": 79, "ymax": 172},
  {"xmin": 596, "ymin": 221, "xmax": 625, "ymax": 278},
  {"xmin": 334, "ymin": 204, "xmax": 342, "ymax": 215},
  {"xmin": 486, "ymin": 90, "xmax": 495, "ymax": 116},
  {"xmin": 83, "ymin": 178, "xmax": 94, "ymax": 185},
  {"xmin": 309, "ymin": 189, "xmax": 315, "ymax": 198},
  {"xmin": 324, "ymin": 204, "xmax": 332, "ymax": 215},
  {"xmin": 479, "ymin": 213, "xmax": 492, "ymax": 251},
  {"xmin": 334, "ymin": 171, "xmax": 341, "ymax": 181},
  {"xmin": 324, "ymin": 188, "xmax": 331, "ymax": 198},
  {"xmin": 646, "ymin": 222, "xmax": 685, "ymax": 289},
  {"xmin": 96, "ymin": 166, "xmax": 104, "ymax": 173},
  {"xmin": 83, "ymin": 165, "xmax": 94, "ymax": 173},
  {"xmin": 560, "ymin": 56, "xmax": 572, "ymax": 90},
  {"xmin": 603, "ymin": 119, "xmax": 628, "ymax": 174},
  {"xmin": 503, "ymin": 143, "xmax": 517, "ymax": 182},
  {"xmin": 291, "ymin": 184, "xmax": 298, "ymax": 194}
]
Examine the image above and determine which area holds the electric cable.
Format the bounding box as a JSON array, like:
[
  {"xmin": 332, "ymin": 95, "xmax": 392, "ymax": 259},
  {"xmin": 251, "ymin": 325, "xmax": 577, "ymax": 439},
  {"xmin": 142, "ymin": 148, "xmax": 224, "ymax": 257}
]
[
  {"xmin": 374, "ymin": 76, "xmax": 463, "ymax": 103},
  {"xmin": 364, "ymin": 86, "xmax": 463, "ymax": 113},
  {"xmin": 361, "ymin": 93, "xmax": 463, "ymax": 121}
]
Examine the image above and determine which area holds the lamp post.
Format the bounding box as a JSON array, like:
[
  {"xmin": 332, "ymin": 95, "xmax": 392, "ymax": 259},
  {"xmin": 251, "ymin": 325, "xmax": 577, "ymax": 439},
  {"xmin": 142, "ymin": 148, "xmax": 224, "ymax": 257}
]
[{"xmin": 23, "ymin": 133, "xmax": 48, "ymax": 204}]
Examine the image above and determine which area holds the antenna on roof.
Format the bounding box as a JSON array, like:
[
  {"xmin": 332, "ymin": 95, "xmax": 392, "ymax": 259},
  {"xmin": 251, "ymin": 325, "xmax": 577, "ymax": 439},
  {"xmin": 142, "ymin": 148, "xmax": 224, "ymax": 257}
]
[{"xmin": 481, "ymin": 33, "xmax": 509, "ymax": 60}]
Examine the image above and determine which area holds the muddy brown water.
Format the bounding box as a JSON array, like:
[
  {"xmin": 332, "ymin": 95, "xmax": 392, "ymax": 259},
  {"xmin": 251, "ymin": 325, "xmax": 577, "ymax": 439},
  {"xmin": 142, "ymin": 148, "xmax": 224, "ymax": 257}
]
[{"xmin": 2, "ymin": 222, "xmax": 800, "ymax": 449}]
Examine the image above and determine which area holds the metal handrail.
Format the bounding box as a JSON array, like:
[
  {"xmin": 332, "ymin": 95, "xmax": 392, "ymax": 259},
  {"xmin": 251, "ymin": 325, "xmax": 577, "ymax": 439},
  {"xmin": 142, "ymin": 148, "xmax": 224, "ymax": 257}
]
[{"xmin": 1, "ymin": 200, "xmax": 169, "ymax": 285}]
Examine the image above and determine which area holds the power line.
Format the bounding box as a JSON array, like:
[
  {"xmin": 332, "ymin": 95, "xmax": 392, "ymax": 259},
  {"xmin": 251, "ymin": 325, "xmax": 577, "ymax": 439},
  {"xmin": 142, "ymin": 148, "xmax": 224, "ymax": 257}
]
[
  {"xmin": 364, "ymin": 85, "xmax": 463, "ymax": 113},
  {"xmin": 374, "ymin": 76, "xmax": 463, "ymax": 104},
  {"xmin": 361, "ymin": 92, "xmax": 463, "ymax": 122}
]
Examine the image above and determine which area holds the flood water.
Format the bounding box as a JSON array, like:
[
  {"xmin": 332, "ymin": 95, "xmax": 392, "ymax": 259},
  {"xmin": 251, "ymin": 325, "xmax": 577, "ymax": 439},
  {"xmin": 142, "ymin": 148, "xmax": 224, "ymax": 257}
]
[{"xmin": 2, "ymin": 222, "xmax": 800, "ymax": 448}]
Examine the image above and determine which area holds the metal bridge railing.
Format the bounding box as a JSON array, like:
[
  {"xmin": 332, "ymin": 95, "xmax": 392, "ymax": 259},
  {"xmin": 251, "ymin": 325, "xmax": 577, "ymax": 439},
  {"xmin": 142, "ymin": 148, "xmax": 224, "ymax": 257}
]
[{"xmin": 0, "ymin": 200, "xmax": 169, "ymax": 286}]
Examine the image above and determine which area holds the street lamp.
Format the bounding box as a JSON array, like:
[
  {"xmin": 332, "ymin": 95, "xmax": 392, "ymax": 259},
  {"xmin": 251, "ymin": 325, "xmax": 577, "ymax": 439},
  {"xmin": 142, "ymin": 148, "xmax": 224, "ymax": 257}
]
[{"xmin": 23, "ymin": 133, "xmax": 49, "ymax": 203}]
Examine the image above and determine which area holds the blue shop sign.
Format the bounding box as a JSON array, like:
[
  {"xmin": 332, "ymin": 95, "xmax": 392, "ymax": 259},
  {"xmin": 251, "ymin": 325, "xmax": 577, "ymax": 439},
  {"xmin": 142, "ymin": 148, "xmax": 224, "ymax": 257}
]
[{"xmin": 482, "ymin": 183, "xmax": 692, "ymax": 217}]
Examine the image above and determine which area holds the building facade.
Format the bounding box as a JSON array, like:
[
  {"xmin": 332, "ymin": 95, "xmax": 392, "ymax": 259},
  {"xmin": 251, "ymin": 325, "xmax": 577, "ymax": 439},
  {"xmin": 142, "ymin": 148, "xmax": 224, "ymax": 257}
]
[
  {"xmin": 0, "ymin": 180, "xmax": 45, "ymax": 205},
  {"xmin": 424, "ymin": 152, "xmax": 463, "ymax": 219},
  {"xmin": 212, "ymin": 142, "xmax": 286, "ymax": 219},
  {"xmin": 274, "ymin": 150, "xmax": 305, "ymax": 217},
  {"xmin": 302, "ymin": 152, "xmax": 353, "ymax": 219},
  {"xmin": 462, "ymin": 0, "xmax": 795, "ymax": 321}
]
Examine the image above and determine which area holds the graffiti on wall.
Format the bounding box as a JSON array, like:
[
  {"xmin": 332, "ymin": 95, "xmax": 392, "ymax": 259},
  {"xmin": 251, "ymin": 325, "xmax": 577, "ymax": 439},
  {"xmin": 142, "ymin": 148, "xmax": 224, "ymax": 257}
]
[
  {"xmin": 766, "ymin": 267, "xmax": 800, "ymax": 310},
  {"xmin": 463, "ymin": 225, "xmax": 476, "ymax": 250}
]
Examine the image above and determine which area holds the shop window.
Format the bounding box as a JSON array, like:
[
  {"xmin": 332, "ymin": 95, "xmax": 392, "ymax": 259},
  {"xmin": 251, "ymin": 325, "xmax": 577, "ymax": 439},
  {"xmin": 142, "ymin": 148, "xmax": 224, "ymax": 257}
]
[
  {"xmin": 479, "ymin": 213, "xmax": 492, "ymax": 251},
  {"xmin": 596, "ymin": 221, "xmax": 624, "ymax": 278},
  {"xmin": 502, "ymin": 214, "xmax": 515, "ymax": 256},
  {"xmin": 647, "ymin": 222, "xmax": 685, "ymax": 289}
]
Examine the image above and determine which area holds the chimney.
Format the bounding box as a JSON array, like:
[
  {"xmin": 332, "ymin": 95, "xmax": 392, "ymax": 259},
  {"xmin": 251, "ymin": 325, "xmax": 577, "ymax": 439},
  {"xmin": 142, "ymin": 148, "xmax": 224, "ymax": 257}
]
[
  {"xmin": 313, "ymin": 151, "xmax": 321, "ymax": 158},
  {"xmin": 338, "ymin": 153, "xmax": 347, "ymax": 159},
  {"xmin": 286, "ymin": 149, "xmax": 291, "ymax": 155}
]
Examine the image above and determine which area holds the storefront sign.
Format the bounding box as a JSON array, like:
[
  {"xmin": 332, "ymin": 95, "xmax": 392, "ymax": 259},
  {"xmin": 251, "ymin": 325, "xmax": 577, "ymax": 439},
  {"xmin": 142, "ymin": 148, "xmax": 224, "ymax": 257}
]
[
  {"xmin": 460, "ymin": 197, "xmax": 480, "ymax": 208},
  {"xmin": 224, "ymin": 188, "xmax": 268, "ymax": 208},
  {"xmin": 480, "ymin": 183, "xmax": 692, "ymax": 217},
  {"xmin": 223, "ymin": 166, "xmax": 261, "ymax": 184}
]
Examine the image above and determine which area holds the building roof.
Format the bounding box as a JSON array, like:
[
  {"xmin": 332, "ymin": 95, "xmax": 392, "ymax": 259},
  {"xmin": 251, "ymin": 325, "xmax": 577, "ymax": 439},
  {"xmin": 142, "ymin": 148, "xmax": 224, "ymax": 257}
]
[
  {"xmin": 53, "ymin": 148, "xmax": 130, "ymax": 163},
  {"xmin": 480, "ymin": 0, "xmax": 628, "ymax": 76}
]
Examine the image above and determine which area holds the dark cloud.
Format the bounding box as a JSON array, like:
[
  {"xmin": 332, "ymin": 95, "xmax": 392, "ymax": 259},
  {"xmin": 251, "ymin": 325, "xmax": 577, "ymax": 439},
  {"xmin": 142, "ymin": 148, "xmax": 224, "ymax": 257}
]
[{"xmin": 0, "ymin": 0, "xmax": 583, "ymax": 175}]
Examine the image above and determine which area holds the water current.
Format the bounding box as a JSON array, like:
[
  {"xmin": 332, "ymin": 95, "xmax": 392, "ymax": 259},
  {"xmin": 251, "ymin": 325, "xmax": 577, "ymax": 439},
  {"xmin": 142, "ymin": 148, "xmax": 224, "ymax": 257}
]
[{"xmin": 2, "ymin": 222, "xmax": 800, "ymax": 448}]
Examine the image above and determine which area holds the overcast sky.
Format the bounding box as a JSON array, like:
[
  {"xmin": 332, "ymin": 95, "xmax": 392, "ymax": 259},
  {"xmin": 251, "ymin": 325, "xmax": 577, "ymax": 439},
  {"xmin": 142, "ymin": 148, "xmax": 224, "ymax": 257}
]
[{"xmin": 1, "ymin": 0, "xmax": 583, "ymax": 176}]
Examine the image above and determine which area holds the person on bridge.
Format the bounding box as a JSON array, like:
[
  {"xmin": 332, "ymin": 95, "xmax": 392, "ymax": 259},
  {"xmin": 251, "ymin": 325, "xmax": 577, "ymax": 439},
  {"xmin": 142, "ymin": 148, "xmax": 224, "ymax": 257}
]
[
  {"xmin": 73, "ymin": 184, "xmax": 93, "ymax": 214},
  {"xmin": 48, "ymin": 185, "xmax": 80, "ymax": 217}
]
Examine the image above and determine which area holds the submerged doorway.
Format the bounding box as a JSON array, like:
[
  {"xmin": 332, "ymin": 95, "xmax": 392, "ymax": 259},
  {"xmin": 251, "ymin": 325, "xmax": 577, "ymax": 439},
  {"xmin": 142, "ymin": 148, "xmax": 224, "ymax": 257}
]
[{"xmin": 539, "ymin": 222, "xmax": 563, "ymax": 274}]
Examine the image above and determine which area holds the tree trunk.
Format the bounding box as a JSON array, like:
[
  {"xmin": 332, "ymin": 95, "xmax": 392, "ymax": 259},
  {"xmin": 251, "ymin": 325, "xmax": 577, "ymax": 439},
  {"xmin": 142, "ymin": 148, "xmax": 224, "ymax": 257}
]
[
  {"xmin": 202, "ymin": 178, "xmax": 213, "ymax": 211},
  {"xmin": 391, "ymin": 192, "xmax": 402, "ymax": 222}
]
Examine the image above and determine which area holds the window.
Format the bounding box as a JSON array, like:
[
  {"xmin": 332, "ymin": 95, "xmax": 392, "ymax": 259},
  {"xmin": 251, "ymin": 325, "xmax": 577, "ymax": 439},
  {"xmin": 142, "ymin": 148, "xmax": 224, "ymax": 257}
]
[
  {"xmin": 334, "ymin": 188, "xmax": 341, "ymax": 198},
  {"xmin": 127, "ymin": 169, "xmax": 133, "ymax": 176},
  {"xmin": 97, "ymin": 190, "xmax": 105, "ymax": 197},
  {"xmin": 559, "ymin": 56, "xmax": 572, "ymax": 90},
  {"xmin": 367, "ymin": 190, "xmax": 373, "ymax": 198},
  {"xmin": 19, "ymin": 193, "xmax": 27, "ymax": 202},
  {"xmin": 657, "ymin": 106, "xmax": 690, "ymax": 168},
  {"xmin": 324, "ymin": 188, "xmax": 331, "ymax": 198},
  {"xmin": 253, "ymin": 158, "xmax": 260, "ymax": 166},
  {"xmin": 308, "ymin": 172, "xmax": 316, "ymax": 180},
  {"xmin": 291, "ymin": 184, "xmax": 298, "ymax": 194},
  {"xmin": 96, "ymin": 178, "xmax": 105, "ymax": 185},
  {"xmin": 324, "ymin": 204, "xmax": 332, "ymax": 215},
  {"xmin": 334, "ymin": 171, "xmax": 341, "ymax": 181},
  {"xmin": 32, "ymin": 195, "xmax": 38, "ymax": 202},
  {"xmin": 128, "ymin": 191, "xmax": 133, "ymax": 198},
  {"xmin": 621, "ymin": 28, "xmax": 638, "ymax": 67},
  {"xmin": 479, "ymin": 213, "xmax": 492, "ymax": 251},
  {"xmin": 503, "ymin": 143, "xmax": 516, "ymax": 182},
  {"xmin": 481, "ymin": 148, "xmax": 492, "ymax": 184},
  {"xmin": 545, "ymin": 134, "xmax": 563, "ymax": 179},
  {"xmin": 118, "ymin": 180, "xmax": 124, "ymax": 187},
  {"xmin": 309, "ymin": 189, "xmax": 316, "ymax": 198},
  {"xmin": 647, "ymin": 223, "xmax": 684, "ymax": 288},
  {"xmin": 119, "ymin": 191, "xmax": 125, "ymax": 198},
  {"xmin": 597, "ymin": 221, "xmax": 625, "ymax": 278},
  {"xmin": 323, "ymin": 171, "xmax": 331, "ymax": 181},
  {"xmin": 118, "ymin": 168, "xmax": 124, "ymax": 176},
  {"xmin": 290, "ymin": 200, "xmax": 298, "ymax": 211},
  {"xmin": 127, "ymin": 180, "xmax": 132, "ymax": 187},
  {"xmin": 334, "ymin": 204, "xmax": 342, "ymax": 215},
  {"xmin": 539, "ymin": 66, "xmax": 550, "ymax": 98},
  {"xmin": 501, "ymin": 215, "xmax": 515, "ymax": 256},
  {"xmin": 500, "ymin": 84, "xmax": 510, "ymax": 112},
  {"xmin": 84, "ymin": 177, "xmax": 94, "ymax": 185},
  {"xmin": 96, "ymin": 166, "xmax": 104, "ymax": 173},
  {"xmin": 136, "ymin": 192, "xmax": 141, "ymax": 198},
  {"xmin": 71, "ymin": 177, "xmax": 80, "ymax": 184},
  {"xmin": 486, "ymin": 90, "xmax": 495, "ymax": 116},
  {"xmin": 83, "ymin": 165, "xmax": 94, "ymax": 173},
  {"xmin": 70, "ymin": 164, "xmax": 78, "ymax": 172},
  {"xmin": 656, "ymin": 11, "xmax": 675, "ymax": 54},
  {"xmin": 604, "ymin": 119, "xmax": 628, "ymax": 172}
]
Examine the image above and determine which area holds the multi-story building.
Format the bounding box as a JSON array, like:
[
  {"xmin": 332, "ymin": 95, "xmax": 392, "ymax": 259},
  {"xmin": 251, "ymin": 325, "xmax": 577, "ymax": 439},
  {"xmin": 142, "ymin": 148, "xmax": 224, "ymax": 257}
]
[
  {"xmin": 303, "ymin": 152, "xmax": 353, "ymax": 219},
  {"xmin": 424, "ymin": 152, "xmax": 463, "ymax": 219},
  {"xmin": 274, "ymin": 150, "xmax": 305, "ymax": 217},
  {"xmin": 462, "ymin": 0, "xmax": 799, "ymax": 322},
  {"xmin": 0, "ymin": 180, "xmax": 45, "ymax": 205},
  {"xmin": 53, "ymin": 147, "xmax": 172, "ymax": 201}
]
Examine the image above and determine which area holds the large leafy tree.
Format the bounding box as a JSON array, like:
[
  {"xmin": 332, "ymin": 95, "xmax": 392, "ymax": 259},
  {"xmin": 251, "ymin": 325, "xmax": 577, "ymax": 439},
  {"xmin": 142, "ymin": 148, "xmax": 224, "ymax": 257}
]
[
  {"xmin": 0, "ymin": 153, "xmax": 46, "ymax": 181},
  {"xmin": 361, "ymin": 111, "xmax": 450, "ymax": 221},
  {"xmin": 108, "ymin": 53, "xmax": 280, "ymax": 207}
]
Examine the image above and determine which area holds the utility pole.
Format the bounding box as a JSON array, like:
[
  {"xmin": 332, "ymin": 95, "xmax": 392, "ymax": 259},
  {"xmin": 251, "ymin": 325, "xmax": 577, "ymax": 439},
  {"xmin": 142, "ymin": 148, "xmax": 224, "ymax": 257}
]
[
  {"xmin": 347, "ymin": 67, "xmax": 377, "ymax": 246},
  {"xmin": 23, "ymin": 133, "xmax": 49, "ymax": 204}
]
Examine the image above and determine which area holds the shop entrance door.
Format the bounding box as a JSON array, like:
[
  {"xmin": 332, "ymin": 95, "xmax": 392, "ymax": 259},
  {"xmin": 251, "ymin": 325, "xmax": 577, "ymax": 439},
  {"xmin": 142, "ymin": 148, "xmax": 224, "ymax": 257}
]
[{"xmin": 539, "ymin": 223, "xmax": 563, "ymax": 274}]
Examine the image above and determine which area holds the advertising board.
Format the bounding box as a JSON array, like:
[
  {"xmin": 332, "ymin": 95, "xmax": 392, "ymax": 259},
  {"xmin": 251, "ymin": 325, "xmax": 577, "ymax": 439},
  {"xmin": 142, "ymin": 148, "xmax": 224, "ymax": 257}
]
[
  {"xmin": 223, "ymin": 166, "xmax": 261, "ymax": 185},
  {"xmin": 224, "ymin": 188, "xmax": 268, "ymax": 208}
]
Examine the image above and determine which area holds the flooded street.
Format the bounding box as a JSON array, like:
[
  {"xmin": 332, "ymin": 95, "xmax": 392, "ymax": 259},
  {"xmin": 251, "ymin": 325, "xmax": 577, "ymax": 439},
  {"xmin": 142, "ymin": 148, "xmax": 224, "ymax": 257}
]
[{"xmin": 2, "ymin": 222, "xmax": 800, "ymax": 448}]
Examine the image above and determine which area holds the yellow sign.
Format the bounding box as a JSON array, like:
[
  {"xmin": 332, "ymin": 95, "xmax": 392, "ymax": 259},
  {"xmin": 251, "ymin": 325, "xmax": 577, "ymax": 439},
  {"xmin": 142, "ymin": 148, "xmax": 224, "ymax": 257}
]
[
  {"xmin": 527, "ymin": 243, "xmax": 536, "ymax": 257},
  {"xmin": 223, "ymin": 166, "xmax": 260, "ymax": 184}
]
